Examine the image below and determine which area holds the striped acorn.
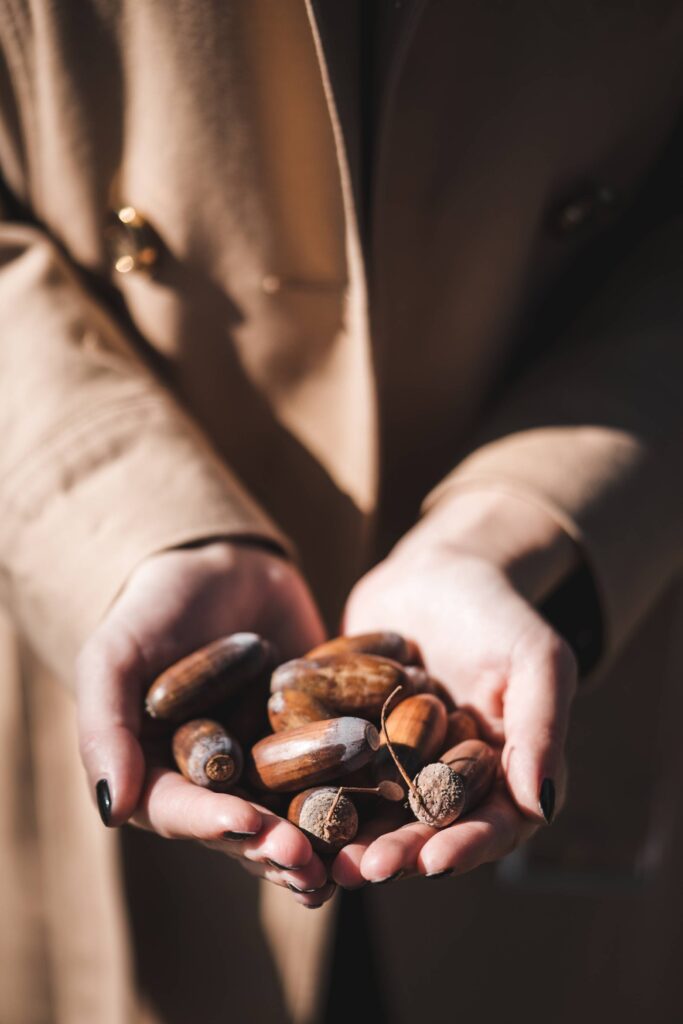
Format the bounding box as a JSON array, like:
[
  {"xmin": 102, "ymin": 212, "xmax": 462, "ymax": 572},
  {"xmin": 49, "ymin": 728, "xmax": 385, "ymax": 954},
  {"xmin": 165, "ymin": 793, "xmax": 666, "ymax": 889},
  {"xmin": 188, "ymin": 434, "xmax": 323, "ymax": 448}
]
[
  {"xmin": 146, "ymin": 633, "xmax": 273, "ymax": 722},
  {"xmin": 271, "ymin": 653, "xmax": 411, "ymax": 721},
  {"xmin": 250, "ymin": 717, "xmax": 380, "ymax": 793}
]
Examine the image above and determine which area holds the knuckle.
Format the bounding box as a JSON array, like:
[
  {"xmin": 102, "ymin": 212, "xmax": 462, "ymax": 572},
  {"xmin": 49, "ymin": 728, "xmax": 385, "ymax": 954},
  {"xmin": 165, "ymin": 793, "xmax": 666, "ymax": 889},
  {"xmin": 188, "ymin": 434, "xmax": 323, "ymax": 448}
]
[
  {"xmin": 76, "ymin": 629, "xmax": 142, "ymax": 688},
  {"xmin": 525, "ymin": 629, "xmax": 578, "ymax": 696}
]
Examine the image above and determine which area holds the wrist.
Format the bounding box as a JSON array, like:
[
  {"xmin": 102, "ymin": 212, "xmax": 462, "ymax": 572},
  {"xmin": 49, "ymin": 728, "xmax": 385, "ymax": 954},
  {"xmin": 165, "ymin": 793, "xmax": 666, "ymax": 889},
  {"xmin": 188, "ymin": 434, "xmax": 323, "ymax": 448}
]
[{"xmin": 397, "ymin": 488, "xmax": 581, "ymax": 604}]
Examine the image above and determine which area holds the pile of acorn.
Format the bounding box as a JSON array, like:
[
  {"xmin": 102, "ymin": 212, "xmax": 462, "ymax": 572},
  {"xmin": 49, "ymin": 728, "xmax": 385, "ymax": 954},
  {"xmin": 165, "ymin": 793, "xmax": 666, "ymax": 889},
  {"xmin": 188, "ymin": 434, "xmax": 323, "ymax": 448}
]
[{"xmin": 145, "ymin": 631, "xmax": 498, "ymax": 854}]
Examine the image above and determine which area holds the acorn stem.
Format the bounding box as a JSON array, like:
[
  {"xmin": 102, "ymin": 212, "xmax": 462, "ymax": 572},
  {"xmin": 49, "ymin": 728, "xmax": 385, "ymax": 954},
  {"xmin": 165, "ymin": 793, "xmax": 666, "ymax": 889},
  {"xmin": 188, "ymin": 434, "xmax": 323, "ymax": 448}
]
[
  {"xmin": 336, "ymin": 781, "xmax": 404, "ymax": 802},
  {"xmin": 324, "ymin": 786, "xmax": 344, "ymax": 832},
  {"xmin": 380, "ymin": 686, "xmax": 424, "ymax": 810}
]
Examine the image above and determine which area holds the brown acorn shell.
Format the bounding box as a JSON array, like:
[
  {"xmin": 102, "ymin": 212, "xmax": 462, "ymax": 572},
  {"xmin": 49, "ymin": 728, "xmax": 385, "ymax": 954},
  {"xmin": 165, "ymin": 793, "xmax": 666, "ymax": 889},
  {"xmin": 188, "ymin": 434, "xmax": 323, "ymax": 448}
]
[
  {"xmin": 442, "ymin": 709, "xmax": 480, "ymax": 750},
  {"xmin": 249, "ymin": 716, "xmax": 380, "ymax": 793},
  {"xmin": 270, "ymin": 653, "xmax": 411, "ymax": 721},
  {"xmin": 374, "ymin": 693, "xmax": 448, "ymax": 784},
  {"xmin": 146, "ymin": 633, "xmax": 273, "ymax": 721},
  {"xmin": 306, "ymin": 631, "xmax": 423, "ymax": 666},
  {"xmin": 408, "ymin": 738, "xmax": 497, "ymax": 827},
  {"xmin": 172, "ymin": 719, "xmax": 243, "ymax": 791},
  {"xmin": 440, "ymin": 738, "xmax": 497, "ymax": 815},
  {"xmin": 403, "ymin": 667, "xmax": 456, "ymax": 711},
  {"xmin": 267, "ymin": 689, "xmax": 332, "ymax": 733}
]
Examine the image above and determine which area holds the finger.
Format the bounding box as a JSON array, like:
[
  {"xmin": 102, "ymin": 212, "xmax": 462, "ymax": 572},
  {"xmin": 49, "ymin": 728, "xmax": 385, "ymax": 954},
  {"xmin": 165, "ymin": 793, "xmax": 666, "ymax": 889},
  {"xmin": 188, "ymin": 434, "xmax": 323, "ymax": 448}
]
[
  {"xmin": 244, "ymin": 830, "xmax": 328, "ymax": 894},
  {"xmin": 132, "ymin": 767, "xmax": 263, "ymax": 839},
  {"xmin": 502, "ymin": 632, "xmax": 577, "ymax": 822},
  {"xmin": 239, "ymin": 861, "xmax": 337, "ymax": 908},
  {"xmin": 331, "ymin": 808, "xmax": 406, "ymax": 888},
  {"xmin": 359, "ymin": 821, "xmax": 438, "ymax": 882},
  {"xmin": 416, "ymin": 784, "xmax": 538, "ymax": 876},
  {"xmin": 133, "ymin": 769, "xmax": 325, "ymax": 879},
  {"xmin": 75, "ymin": 626, "xmax": 147, "ymax": 826}
]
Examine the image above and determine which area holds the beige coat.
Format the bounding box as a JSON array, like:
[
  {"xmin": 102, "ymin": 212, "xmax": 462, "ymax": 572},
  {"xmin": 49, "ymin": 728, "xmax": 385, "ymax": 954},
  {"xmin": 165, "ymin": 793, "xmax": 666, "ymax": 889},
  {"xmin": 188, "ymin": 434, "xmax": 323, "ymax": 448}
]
[{"xmin": 2, "ymin": 2, "xmax": 683, "ymax": 1021}]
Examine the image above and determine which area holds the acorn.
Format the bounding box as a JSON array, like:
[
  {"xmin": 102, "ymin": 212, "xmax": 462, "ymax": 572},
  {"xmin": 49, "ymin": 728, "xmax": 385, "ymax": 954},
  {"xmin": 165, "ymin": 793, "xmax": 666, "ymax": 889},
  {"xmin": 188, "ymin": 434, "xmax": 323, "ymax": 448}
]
[
  {"xmin": 442, "ymin": 709, "xmax": 480, "ymax": 749},
  {"xmin": 306, "ymin": 631, "xmax": 423, "ymax": 666},
  {"xmin": 172, "ymin": 719, "xmax": 243, "ymax": 791},
  {"xmin": 249, "ymin": 716, "xmax": 380, "ymax": 793},
  {"xmin": 146, "ymin": 633, "xmax": 273, "ymax": 721},
  {"xmin": 220, "ymin": 672, "xmax": 272, "ymax": 748},
  {"xmin": 401, "ymin": 665, "xmax": 431, "ymax": 693},
  {"xmin": 336, "ymin": 764, "xmax": 376, "ymax": 790},
  {"xmin": 374, "ymin": 693, "xmax": 448, "ymax": 785},
  {"xmin": 270, "ymin": 653, "xmax": 411, "ymax": 721},
  {"xmin": 267, "ymin": 689, "xmax": 332, "ymax": 733},
  {"xmin": 408, "ymin": 739, "xmax": 498, "ymax": 828},
  {"xmin": 402, "ymin": 666, "xmax": 456, "ymax": 712},
  {"xmin": 287, "ymin": 787, "xmax": 359, "ymax": 853}
]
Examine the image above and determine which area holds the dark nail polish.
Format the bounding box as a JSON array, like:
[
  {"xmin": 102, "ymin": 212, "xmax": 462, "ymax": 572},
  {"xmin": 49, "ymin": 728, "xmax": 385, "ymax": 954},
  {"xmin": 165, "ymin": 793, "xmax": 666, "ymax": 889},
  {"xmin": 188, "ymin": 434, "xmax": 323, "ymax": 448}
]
[
  {"xmin": 96, "ymin": 779, "xmax": 112, "ymax": 827},
  {"xmin": 425, "ymin": 868, "xmax": 453, "ymax": 879},
  {"xmin": 371, "ymin": 869, "xmax": 404, "ymax": 885},
  {"xmin": 539, "ymin": 778, "xmax": 556, "ymax": 824},
  {"xmin": 287, "ymin": 883, "xmax": 326, "ymax": 895},
  {"xmin": 223, "ymin": 831, "xmax": 259, "ymax": 841},
  {"xmin": 266, "ymin": 858, "xmax": 307, "ymax": 871}
]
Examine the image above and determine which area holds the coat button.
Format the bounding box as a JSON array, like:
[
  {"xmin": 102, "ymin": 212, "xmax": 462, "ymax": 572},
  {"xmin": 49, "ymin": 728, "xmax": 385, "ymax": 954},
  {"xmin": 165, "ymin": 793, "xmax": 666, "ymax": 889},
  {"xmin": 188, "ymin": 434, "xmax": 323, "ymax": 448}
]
[
  {"xmin": 549, "ymin": 183, "xmax": 618, "ymax": 237},
  {"xmin": 106, "ymin": 206, "xmax": 160, "ymax": 274}
]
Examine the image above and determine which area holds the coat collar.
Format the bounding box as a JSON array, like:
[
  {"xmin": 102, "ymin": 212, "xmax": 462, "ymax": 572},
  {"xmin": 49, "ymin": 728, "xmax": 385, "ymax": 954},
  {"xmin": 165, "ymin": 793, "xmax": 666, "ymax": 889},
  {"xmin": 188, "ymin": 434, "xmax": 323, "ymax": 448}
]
[{"xmin": 305, "ymin": 0, "xmax": 429, "ymax": 237}]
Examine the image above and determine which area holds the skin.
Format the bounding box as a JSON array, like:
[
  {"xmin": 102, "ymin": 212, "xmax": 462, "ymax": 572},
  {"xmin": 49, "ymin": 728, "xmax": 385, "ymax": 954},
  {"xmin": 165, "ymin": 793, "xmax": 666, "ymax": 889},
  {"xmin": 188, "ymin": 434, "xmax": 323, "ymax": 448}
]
[
  {"xmin": 76, "ymin": 488, "xmax": 580, "ymax": 906},
  {"xmin": 76, "ymin": 540, "xmax": 333, "ymax": 907},
  {"xmin": 331, "ymin": 489, "xmax": 580, "ymax": 887}
]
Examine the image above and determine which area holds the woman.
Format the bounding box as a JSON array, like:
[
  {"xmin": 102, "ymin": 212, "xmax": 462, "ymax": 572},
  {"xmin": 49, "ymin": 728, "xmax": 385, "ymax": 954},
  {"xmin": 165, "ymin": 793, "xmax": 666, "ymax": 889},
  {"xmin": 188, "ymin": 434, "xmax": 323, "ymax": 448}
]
[{"xmin": 1, "ymin": 2, "xmax": 682, "ymax": 1021}]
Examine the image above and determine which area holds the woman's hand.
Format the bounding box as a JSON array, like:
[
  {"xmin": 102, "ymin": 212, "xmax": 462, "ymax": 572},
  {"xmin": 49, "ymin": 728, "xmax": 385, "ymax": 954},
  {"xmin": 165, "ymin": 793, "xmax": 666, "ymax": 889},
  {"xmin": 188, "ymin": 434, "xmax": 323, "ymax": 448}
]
[
  {"xmin": 332, "ymin": 490, "xmax": 580, "ymax": 887},
  {"xmin": 75, "ymin": 540, "xmax": 335, "ymax": 907}
]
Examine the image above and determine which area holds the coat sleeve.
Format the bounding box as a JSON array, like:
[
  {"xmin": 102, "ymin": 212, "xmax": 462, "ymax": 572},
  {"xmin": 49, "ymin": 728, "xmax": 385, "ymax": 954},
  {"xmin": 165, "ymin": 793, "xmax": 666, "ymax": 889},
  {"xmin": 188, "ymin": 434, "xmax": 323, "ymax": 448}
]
[
  {"xmin": 0, "ymin": 215, "xmax": 291, "ymax": 683},
  {"xmin": 0, "ymin": 48, "xmax": 293, "ymax": 686},
  {"xmin": 0, "ymin": 214, "xmax": 293, "ymax": 681},
  {"xmin": 422, "ymin": 202, "xmax": 683, "ymax": 666}
]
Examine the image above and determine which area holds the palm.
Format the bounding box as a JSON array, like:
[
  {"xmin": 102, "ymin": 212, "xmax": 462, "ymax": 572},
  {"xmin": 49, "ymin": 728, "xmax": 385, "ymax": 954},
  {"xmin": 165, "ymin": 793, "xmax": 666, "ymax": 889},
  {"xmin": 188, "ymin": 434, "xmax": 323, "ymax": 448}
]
[
  {"xmin": 331, "ymin": 545, "xmax": 576, "ymax": 886},
  {"xmin": 77, "ymin": 542, "xmax": 335, "ymax": 906}
]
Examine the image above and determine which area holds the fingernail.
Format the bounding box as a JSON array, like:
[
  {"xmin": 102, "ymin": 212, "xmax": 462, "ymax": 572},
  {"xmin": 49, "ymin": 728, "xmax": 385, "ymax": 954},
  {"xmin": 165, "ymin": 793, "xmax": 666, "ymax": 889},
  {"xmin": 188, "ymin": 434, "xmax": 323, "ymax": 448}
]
[
  {"xmin": 96, "ymin": 779, "xmax": 112, "ymax": 827},
  {"xmin": 223, "ymin": 831, "xmax": 260, "ymax": 841},
  {"xmin": 425, "ymin": 868, "xmax": 453, "ymax": 879},
  {"xmin": 287, "ymin": 883, "xmax": 326, "ymax": 895},
  {"xmin": 539, "ymin": 778, "xmax": 556, "ymax": 824},
  {"xmin": 371, "ymin": 869, "xmax": 404, "ymax": 885},
  {"xmin": 266, "ymin": 858, "xmax": 307, "ymax": 871}
]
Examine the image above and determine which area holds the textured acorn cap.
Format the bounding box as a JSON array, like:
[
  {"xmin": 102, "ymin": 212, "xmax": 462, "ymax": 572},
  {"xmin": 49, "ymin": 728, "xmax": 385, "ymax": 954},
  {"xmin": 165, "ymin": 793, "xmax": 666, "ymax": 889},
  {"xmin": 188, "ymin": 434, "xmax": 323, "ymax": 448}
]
[
  {"xmin": 408, "ymin": 762, "xmax": 464, "ymax": 828},
  {"xmin": 291, "ymin": 787, "xmax": 359, "ymax": 852}
]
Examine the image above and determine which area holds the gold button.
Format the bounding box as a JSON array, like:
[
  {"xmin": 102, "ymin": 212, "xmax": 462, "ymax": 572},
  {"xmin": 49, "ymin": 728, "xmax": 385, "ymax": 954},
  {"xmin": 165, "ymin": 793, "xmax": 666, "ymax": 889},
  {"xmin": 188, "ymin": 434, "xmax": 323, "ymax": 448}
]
[
  {"xmin": 549, "ymin": 183, "xmax": 618, "ymax": 237},
  {"xmin": 106, "ymin": 206, "xmax": 160, "ymax": 274}
]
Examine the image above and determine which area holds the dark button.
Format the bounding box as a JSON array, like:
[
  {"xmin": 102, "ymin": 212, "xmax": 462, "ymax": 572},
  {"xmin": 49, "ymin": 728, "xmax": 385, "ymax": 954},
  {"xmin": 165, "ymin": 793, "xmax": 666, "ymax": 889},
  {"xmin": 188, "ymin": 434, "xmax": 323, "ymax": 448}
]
[
  {"xmin": 549, "ymin": 183, "xmax": 618, "ymax": 237},
  {"xmin": 105, "ymin": 205, "xmax": 160, "ymax": 274}
]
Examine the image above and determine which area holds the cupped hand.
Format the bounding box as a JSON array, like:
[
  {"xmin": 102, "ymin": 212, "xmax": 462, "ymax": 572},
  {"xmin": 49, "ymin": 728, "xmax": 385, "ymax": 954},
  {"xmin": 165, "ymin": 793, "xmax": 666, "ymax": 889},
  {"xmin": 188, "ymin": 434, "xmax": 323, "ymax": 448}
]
[
  {"xmin": 331, "ymin": 491, "xmax": 579, "ymax": 887},
  {"xmin": 76, "ymin": 540, "xmax": 334, "ymax": 906}
]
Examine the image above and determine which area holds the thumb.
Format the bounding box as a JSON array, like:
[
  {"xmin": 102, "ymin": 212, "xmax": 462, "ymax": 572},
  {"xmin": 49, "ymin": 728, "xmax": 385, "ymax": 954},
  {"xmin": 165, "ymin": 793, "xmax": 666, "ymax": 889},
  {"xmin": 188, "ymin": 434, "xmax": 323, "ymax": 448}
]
[
  {"xmin": 501, "ymin": 629, "xmax": 577, "ymax": 824},
  {"xmin": 75, "ymin": 623, "xmax": 147, "ymax": 827}
]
